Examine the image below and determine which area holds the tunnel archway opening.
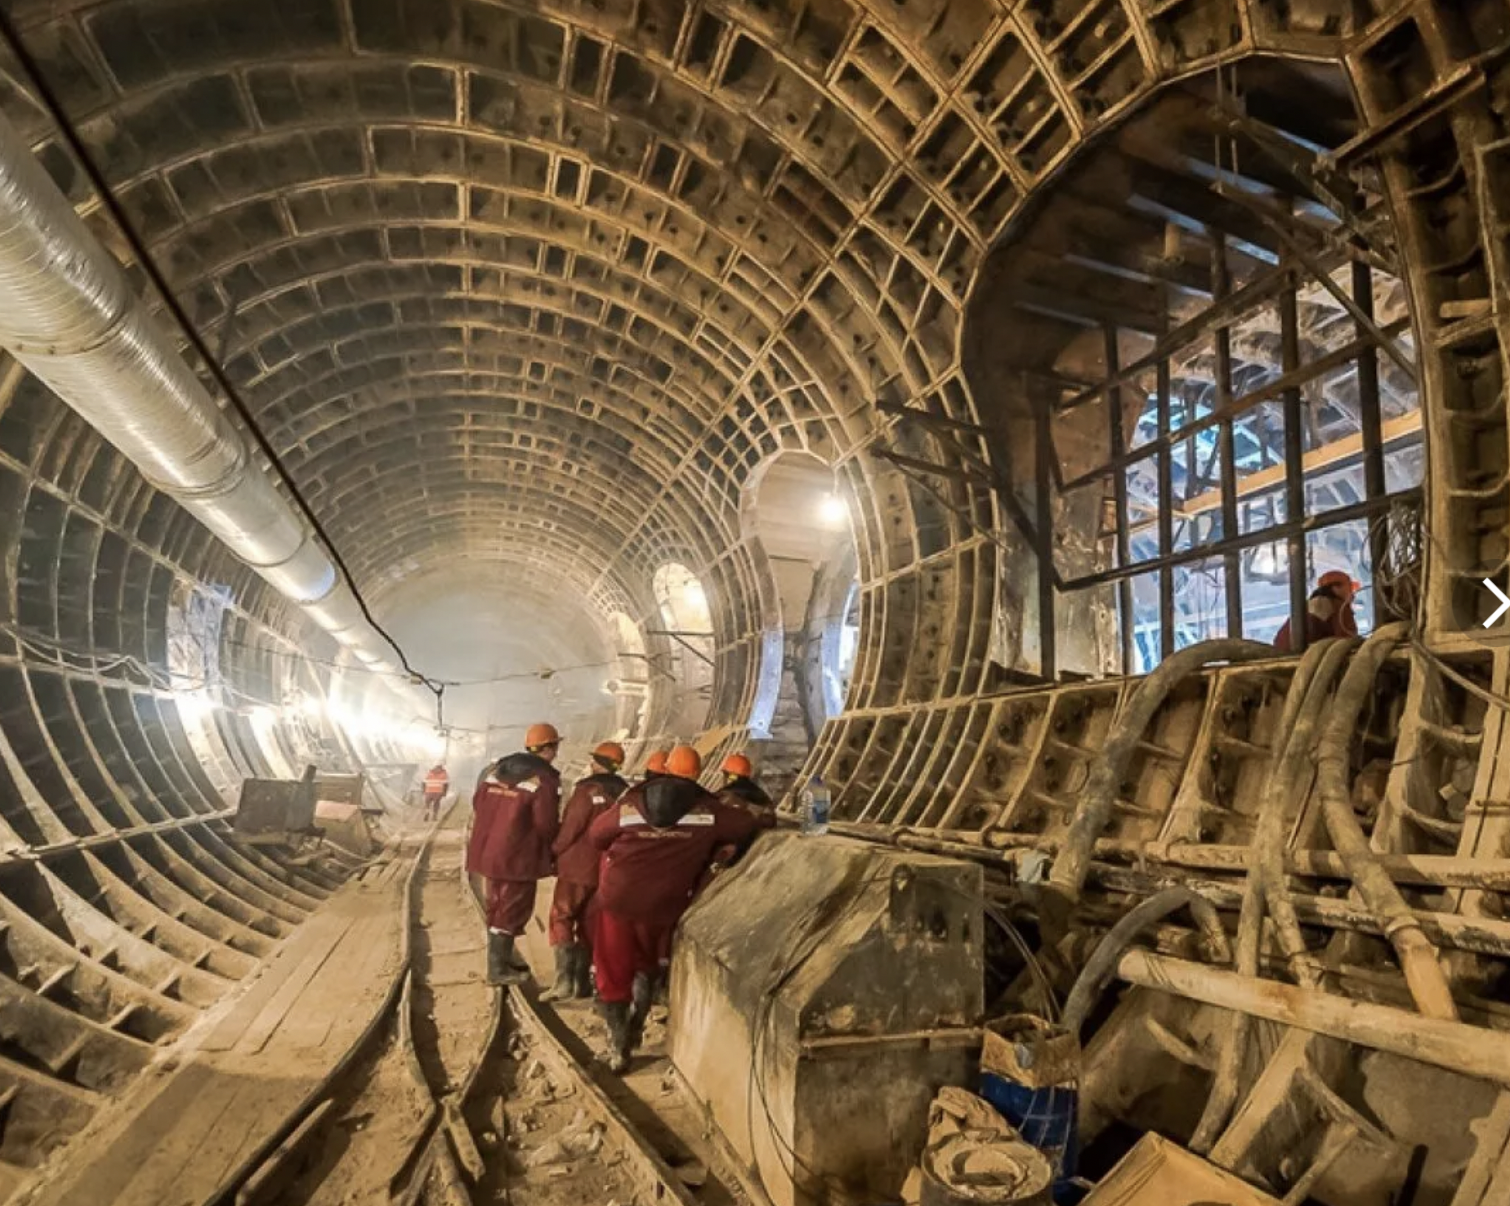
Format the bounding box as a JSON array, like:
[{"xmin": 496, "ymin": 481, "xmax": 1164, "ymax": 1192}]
[
  {"xmin": 650, "ymin": 562, "xmax": 715, "ymax": 741},
  {"xmin": 375, "ymin": 565, "xmax": 619, "ymax": 781},
  {"xmin": 964, "ymin": 55, "xmax": 1424, "ymax": 679},
  {"xmin": 603, "ymin": 610, "xmax": 650, "ymax": 749},
  {"xmin": 744, "ymin": 451, "xmax": 858, "ymax": 799}
]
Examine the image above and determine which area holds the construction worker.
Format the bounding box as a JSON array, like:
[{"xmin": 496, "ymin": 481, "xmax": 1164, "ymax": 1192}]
[
  {"xmin": 688, "ymin": 752, "xmax": 777, "ymax": 902},
  {"xmin": 422, "ymin": 763, "xmax": 449, "ymax": 822},
  {"xmin": 1274, "ymin": 570, "xmax": 1360, "ymax": 652},
  {"xmin": 588, "ymin": 745, "xmax": 760, "ymax": 1072},
  {"xmin": 542, "ymin": 740, "xmax": 628, "ymax": 1002},
  {"xmin": 467, "ymin": 723, "xmax": 561, "ymax": 985},
  {"xmin": 641, "ymin": 749, "xmax": 670, "ymax": 782},
  {"xmin": 716, "ymin": 752, "xmax": 776, "ymax": 824}
]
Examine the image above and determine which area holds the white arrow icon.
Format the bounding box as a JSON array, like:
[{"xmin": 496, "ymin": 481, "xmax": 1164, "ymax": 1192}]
[{"xmin": 1485, "ymin": 579, "xmax": 1510, "ymax": 628}]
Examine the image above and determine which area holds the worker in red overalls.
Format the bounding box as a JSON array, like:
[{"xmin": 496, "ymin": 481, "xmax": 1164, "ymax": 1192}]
[
  {"xmin": 691, "ymin": 753, "xmax": 778, "ymax": 907},
  {"xmin": 1274, "ymin": 570, "xmax": 1360, "ymax": 652},
  {"xmin": 588, "ymin": 745, "xmax": 760, "ymax": 1072},
  {"xmin": 467, "ymin": 723, "xmax": 561, "ymax": 985},
  {"xmin": 541, "ymin": 740, "xmax": 628, "ymax": 1002},
  {"xmin": 716, "ymin": 752, "xmax": 777, "ymax": 822},
  {"xmin": 422, "ymin": 763, "xmax": 449, "ymax": 822}
]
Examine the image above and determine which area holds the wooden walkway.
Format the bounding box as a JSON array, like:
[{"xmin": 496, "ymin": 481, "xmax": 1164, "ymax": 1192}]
[{"xmin": 26, "ymin": 854, "xmax": 414, "ymax": 1206}]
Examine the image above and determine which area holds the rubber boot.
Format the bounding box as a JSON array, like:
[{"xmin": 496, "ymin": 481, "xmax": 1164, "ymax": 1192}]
[
  {"xmin": 540, "ymin": 946, "xmax": 575, "ymax": 1001},
  {"xmin": 599, "ymin": 1001, "xmax": 632, "ymax": 1073},
  {"xmin": 626, "ymin": 971, "xmax": 653, "ymax": 1053},
  {"xmin": 487, "ymin": 932, "xmax": 526, "ymax": 986},
  {"xmin": 508, "ymin": 941, "xmax": 531, "ymax": 971},
  {"xmin": 572, "ymin": 946, "xmax": 595, "ymax": 1000}
]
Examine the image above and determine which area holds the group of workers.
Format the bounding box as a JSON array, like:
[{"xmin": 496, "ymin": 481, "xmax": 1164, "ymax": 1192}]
[{"xmin": 454, "ymin": 724, "xmax": 775, "ymax": 1072}]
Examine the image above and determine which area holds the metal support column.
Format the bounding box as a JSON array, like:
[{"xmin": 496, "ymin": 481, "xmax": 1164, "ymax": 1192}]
[
  {"xmin": 1213, "ymin": 241, "xmax": 1244, "ymax": 638},
  {"xmin": 1033, "ymin": 383, "xmax": 1057, "ymax": 681},
  {"xmin": 1280, "ymin": 267, "xmax": 1309, "ymax": 648},
  {"xmin": 1353, "ymin": 259, "xmax": 1391, "ymax": 621},
  {"xmin": 1157, "ymin": 303, "xmax": 1175, "ymax": 660},
  {"xmin": 1104, "ymin": 325, "xmax": 1135, "ymax": 674}
]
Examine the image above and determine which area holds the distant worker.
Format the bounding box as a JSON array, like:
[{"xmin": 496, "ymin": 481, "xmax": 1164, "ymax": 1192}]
[
  {"xmin": 422, "ymin": 763, "xmax": 449, "ymax": 823},
  {"xmin": 467, "ymin": 723, "xmax": 562, "ymax": 985},
  {"xmin": 1274, "ymin": 570, "xmax": 1360, "ymax": 652},
  {"xmin": 542, "ymin": 740, "xmax": 628, "ymax": 1002},
  {"xmin": 716, "ymin": 753, "xmax": 777, "ymax": 828},
  {"xmin": 588, "ymin": 745, "xmax": 761, "ymax": 1072}
]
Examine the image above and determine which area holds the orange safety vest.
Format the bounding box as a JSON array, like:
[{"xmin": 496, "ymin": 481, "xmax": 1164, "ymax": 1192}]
[{"xmin": 424, "ymin": 769, "xmax": 449, "ymax": 795}]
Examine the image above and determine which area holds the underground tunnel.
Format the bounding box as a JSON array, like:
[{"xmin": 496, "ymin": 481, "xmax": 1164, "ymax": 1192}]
[{"xmin": 0, "ymin": 0, "xmax": 1503, "ymax": 1202}]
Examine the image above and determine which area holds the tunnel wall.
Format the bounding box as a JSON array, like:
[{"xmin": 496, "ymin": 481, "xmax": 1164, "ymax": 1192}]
[
  {"xmin": 0, "ymin": 354, "xmax": 379, "ymax": 1187},
  {"xmin": 768, "ymin": 0, "xmax": 1502, "ymax": 820}
]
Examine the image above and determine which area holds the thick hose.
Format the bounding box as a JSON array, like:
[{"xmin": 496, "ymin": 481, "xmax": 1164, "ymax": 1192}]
[
  {"xmin": 1315, "ymin": 622, "xmax": 1457, "ymax": 1020},
  {"xmin": 1047, "ymin": 639, "xmax": 1275, "ymax": 910},
  {"xmin": 1060, "ymin": 887, "xmax": 1230, "ymax": 1038},
  {"xmin": 1258, "ymin": 637, "xmax": 1358, "ymax": 987},
  {"xmin": 1190, "ymin": 637, "xmax": 1349, "ymax": 1150}
]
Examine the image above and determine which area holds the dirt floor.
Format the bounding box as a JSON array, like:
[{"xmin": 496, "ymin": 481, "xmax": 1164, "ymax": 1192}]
[
  {"xmin": 213, "ymin": 812, "xmax": 757, "ymax": 1206},
  {"xmin": 516, "ymin": 889, "xmax": 754, "ymax": 1206}
]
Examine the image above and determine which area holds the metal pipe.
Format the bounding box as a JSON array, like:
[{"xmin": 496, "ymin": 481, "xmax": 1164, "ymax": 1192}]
[
  {"xmin": 0, "ymin": 110, "xmax": 396, "ymax": 673},
  {"xmin": 835, "ymin": 822, "xmax": 1510, "ymax": 893},
  {"xmin": 1090, "ymin": 865, "xmax": 1510, "ymax": 959},
  {"xmin": 1116, "ymin": 950, "xmax": 1510, "ymax": 1085},
  {"xmin": 1061, "ymin": 887, "xmax": 1229, "ymax": 1037},
  {"xmin": 1314, "ymin": 623, "xmax": 1458, "ymax": 1020}
]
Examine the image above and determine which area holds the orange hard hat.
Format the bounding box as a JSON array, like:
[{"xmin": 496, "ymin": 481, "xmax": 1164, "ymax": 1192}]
[
  {"xmin": 646, "ymin": 749, "xmax": 670, "ymax": 774},
  {"xmin": 592, "ymin": 740, "xmax": 626, "ymax": 766},
  {"xmin": 667, "ymin": 745, "xmax": 702, "ymax": 779},
  {"xmin": 721, "ymin": 753, "xmax": 753, "ymax": 778},
  {"xmin": 1317, "ymin": 569, "xmax": 1361, "ymax": 595},
  {"xmin": 525, "ymin": 722, "xmax": 561, "ymax": 750}
]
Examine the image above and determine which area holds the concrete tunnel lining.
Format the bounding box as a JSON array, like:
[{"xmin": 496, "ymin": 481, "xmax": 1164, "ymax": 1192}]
[{"xmin": 0, "ymin": 0, "xmax": 1501, "ymax": 1202}]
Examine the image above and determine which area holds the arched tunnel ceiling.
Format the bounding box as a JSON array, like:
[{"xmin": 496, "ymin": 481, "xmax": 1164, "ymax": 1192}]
[
  {"xmin": 0, "ymin": 0, "xmax": 954, "ymax": 616},
  {"xmin": 0, "ymin": 0, "xmax": 1447, "ymax": 704}
]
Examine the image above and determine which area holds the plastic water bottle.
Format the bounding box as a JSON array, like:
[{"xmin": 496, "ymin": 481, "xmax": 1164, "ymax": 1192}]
[{"xmin": 800, "ymin": 776, "xmax": 830, "ymax": 836}]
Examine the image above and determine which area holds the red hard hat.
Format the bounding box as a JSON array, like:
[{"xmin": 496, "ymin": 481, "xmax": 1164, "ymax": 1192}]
[
  {"xmin": 667, "ymin": 745, "xmax": 702, "ymax": 779},
  {"xmin": 592, "ymin": 740, "xmax": 626, "ymax": 766},
  {"xmin": 1317, "ymin": 569, "xmax": 1361, "ymax": 594},
  {"xmin": 646, "ymin": 749, "xmax": 670, "ymax": 774},
  {"xmin": 721, "ymin": 753, "xmax": 753, "ymax": 778},
  {"xmin": 525, "ymin": 722, "xmax": 561, "ymax": 750}
]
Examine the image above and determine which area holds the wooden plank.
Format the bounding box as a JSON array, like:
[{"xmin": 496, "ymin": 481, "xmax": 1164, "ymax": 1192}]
[
  {"xmin": 202, "ymin": 909, "xmax": 356, "ymax": 1054},
  {"xmin": 1160, "ymin": 410, "xmax": 1423, "ymax": 525},
  {"xmin": 28, "ymin": 867, "xmax": 414, "ymax": 1206},
  {"xmin": 1451, "ymin": 1091, "xmax": 1510, "ymax": 1206}
]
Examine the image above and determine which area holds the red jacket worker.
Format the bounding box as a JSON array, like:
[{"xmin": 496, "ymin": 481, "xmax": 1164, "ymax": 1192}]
[
  {"xmin": 1274, "ymin": 570, "xmax": 1360, "ymax": 652},
  {"xmin": 467, "ymin": 723, "xmax": 561, "ymax": 984},
  {"xmin": 541, "ymin": 740, "xmax": 628, "ymax": 1002},
  {"xmin": 587, "ymin": 745, "xmax": 760, "ymax": 1071}
]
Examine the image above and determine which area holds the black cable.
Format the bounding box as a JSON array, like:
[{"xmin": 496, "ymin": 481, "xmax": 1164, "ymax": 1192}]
[{"xmin": 0, "ymin": 13, "xmax": 441, "ymax": 708}]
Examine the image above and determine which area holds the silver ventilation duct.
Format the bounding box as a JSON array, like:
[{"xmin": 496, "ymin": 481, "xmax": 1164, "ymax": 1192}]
[{"xmin": 0, "ymin": 111, "xmax": 399, "ymax": 676}]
